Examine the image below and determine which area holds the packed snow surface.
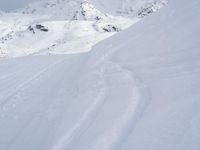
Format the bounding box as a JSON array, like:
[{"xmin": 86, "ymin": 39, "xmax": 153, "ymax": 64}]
[{"xmin": 0, "ymin": 0, "xmax": 200, "ymax": 150}]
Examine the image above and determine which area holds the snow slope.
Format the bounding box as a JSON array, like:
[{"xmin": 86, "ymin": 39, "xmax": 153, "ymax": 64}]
[
  {"xmin": 0, "ymin": 0, "xmax": 200, "ymax": 150},
  {"xmin": 81, "ymin": 0, "xmax": 200, "ymax": 149}
]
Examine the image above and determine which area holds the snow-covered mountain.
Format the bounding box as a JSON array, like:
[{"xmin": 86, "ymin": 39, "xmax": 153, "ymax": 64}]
[
  {"xmin": 0, "ymin": 0, "xmax": 166, "ymax": 58},
  {"xmin": 0, "ymin": 0, "xmax": 200, "ymax": 150},
  {"xmin": 18, "ymin": 0, "xmax": 167, "ymax": 18},
  {"xmin": 92, "ymin": 0, "xmax": 167, "ymax": 17}
]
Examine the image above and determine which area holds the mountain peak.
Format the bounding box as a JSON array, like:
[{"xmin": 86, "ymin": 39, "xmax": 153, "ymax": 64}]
[{"xmin": 0, "ymin": 0, "xmax": 167, "ymax": 58}]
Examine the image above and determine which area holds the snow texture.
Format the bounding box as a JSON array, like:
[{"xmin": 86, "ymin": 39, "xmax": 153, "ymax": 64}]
[{"xmin": 0, "ymin": 0, "xmax": 199, "ymax": 150}]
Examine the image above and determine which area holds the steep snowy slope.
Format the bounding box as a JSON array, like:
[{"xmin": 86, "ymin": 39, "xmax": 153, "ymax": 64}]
[
  {"xmin": 76, "ymin": 0, "xmax": 200, "ymax": 149},
  {"xmin": 0, "ymin": 0, "xmax": 199, "ymax": 150}
]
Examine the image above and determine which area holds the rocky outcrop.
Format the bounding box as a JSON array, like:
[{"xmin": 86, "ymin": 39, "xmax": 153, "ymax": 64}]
[
  {"xmin": 137, "ymin": 0, "xmax": 168, "ymax": 18},
  {"xmin": 28, "ymin": 24, "xmax": 49, "ymax": 34}
]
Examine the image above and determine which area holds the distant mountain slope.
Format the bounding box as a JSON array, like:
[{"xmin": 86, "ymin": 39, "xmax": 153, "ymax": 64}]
[
  {"xmin": 0, "ymin": 0, "xmax": 166, "ymax": 58},
  {"xmin": 91, "ymin": 0, "xmax": 167, "ymax": 17}
]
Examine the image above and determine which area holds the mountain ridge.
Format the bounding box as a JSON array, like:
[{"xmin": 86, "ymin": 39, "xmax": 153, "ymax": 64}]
[{"xmin": 0, "ymin": 0, "xmax": 167, "ymax": 58}]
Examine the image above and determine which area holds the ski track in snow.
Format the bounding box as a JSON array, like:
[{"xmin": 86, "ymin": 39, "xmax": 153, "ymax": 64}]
[
  {"xmin": 52, "ymin": 79, "xmax": 107, "ymax": 150},
  {"xmin": 0, "ymin": 57, "xmax": 67, "ymax": 109},
  {"xmin": 1, "ymin": 0, "xmax": 199, "ymax": 150},
  {"xmin": 0, "ymin": 55, "xmax": 85, "ymax": 150},
  {"xmin": 83, "ymin": 43, "xmax": 150, "ymax": 149},
  {"xmin": 51, "ymin": 41, "xmax": 149, "ymax": 150},
  {"xmin": 0, "ymin": 41, "xmax": 150, "ymax": 150},
  {"xmin": 85, "ymin": 62, "xmax": 149, "ymax": 150}
]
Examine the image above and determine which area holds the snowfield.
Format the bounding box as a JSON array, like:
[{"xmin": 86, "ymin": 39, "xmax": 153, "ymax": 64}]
[{"xmin": 0, "ymin": 0, "xmax": 200, "ymax": 150}]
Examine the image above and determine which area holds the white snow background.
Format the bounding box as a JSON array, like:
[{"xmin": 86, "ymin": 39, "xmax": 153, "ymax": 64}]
[{"xmin": 0, "ymin": 0, "xmax": 199, "ymax": 150}]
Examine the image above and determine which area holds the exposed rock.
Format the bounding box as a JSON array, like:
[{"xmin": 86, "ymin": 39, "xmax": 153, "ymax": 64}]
[
  {"xmin": 102, "ymin": 25, "xmax": 120, "ymax": 32},
  {"xmin": 138, "ymin": 0, "xmax": 168, "ymax": 18},
  {"xmin": 28, "ymin": 24, "xmax": 49, "ymax": 33}
]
